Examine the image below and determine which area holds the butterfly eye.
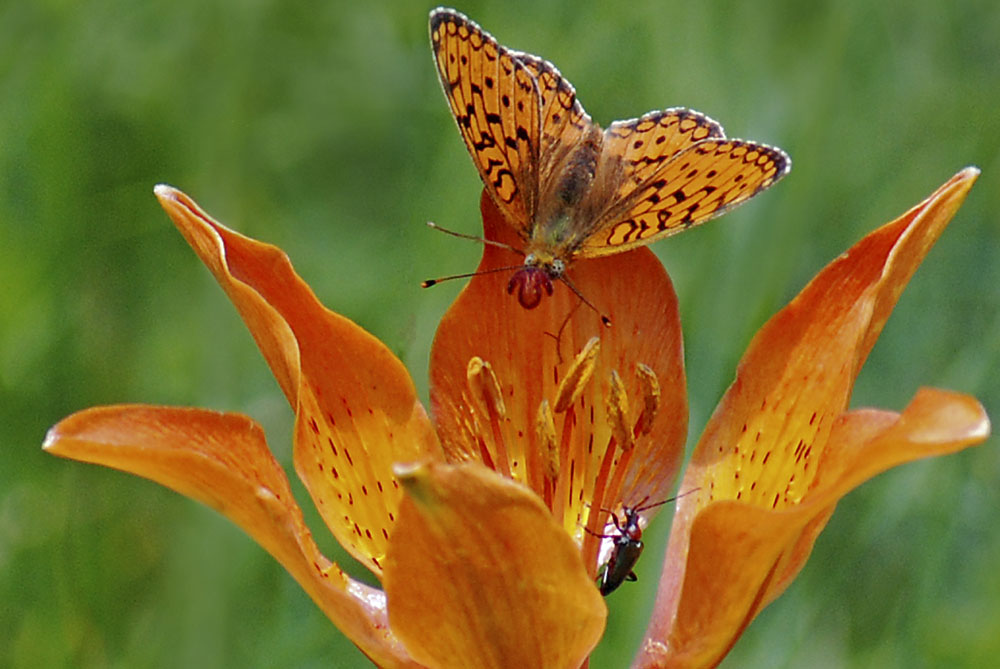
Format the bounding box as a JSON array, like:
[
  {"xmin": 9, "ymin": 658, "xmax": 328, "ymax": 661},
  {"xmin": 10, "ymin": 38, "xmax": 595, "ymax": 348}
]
[
  {"xmin": 524, "ymin": 253, "xmax": 538, "ymax": 267},
  {"xmin": 551, "ymin": 259, "xmax": 566, "ymax": 278}
]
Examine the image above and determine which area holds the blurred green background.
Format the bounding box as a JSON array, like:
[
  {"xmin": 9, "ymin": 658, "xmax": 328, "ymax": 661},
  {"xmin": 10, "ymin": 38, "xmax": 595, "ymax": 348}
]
[{"xmin": 2, "ymin": 0, "xmax": 997, "ymax": 666}]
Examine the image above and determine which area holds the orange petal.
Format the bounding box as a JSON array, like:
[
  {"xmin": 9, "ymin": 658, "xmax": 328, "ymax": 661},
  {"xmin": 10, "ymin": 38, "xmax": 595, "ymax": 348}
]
[
  {"xmin": 755, "ymin": 388, "xmax": 989, "ymax": 608},
  {"xmin": 383, "ymin": 462, "xmax": 606, "ymax": 668},
  {"xmin": 638, "ymin": 389, "xmax": 987, "ymax": 668},
  {"xmin": 813, "ymin": 388, "xmax": 990, "ymax": 509},
  {"xmin": 685, "ymin": 168, "xmax": 981, "ymax": 513},
  {"xmin": 155, "ymin": 186, "xmax": 442, "ymax": 576},
  {"xmin": 638, "ymin": 168, "xmax": 988, "ymax": 667},
  {"xmin": 430, "ymin": 191, "xmax": 686, "ymax": 550},
  {"xmin": 43, "ymin": 405, "xmax": 419, "ymax": 668}
]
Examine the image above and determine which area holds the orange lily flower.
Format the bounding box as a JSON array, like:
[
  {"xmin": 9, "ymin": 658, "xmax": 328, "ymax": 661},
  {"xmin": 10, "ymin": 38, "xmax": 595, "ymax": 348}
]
[
  {"xmin": 43, "ymin": 167, "xmax": 987, "ymax": 667},
  {"xmin": 44, "ymin": 181, "xmax": 688, "ymax": 666},
  {"xmin": 635, "ymin": 167, "xmax": 989, "ymax": 668}
]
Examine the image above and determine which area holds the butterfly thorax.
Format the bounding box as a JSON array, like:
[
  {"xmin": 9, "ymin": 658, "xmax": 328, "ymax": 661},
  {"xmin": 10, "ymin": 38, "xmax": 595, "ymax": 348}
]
[
  {"xmin": 530, "ymin": 125, "xmax": 605, "ymax": 256},
  {"xmin": 525, "ymin": 218, "xmax": 575, "ymax": 262},
  {"xmin": 505, "ymin": 128, "xmax": 603, "ymax": 310}
]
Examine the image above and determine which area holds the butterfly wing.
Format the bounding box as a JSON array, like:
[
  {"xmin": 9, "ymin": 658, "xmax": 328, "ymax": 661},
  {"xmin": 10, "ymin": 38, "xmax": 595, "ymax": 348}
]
[
  {"xmin": 599, "ymin": 108, "xmax": 726, "ymax": 204},
  {"xmin": 430, "ymin": 9, "xmax": 541, "ymax": 237},
  {"xmin": 515, "ymin": 53, "xmax": 595, "ymax": 199},
  {"xmin": 578, "ymin": 133, "xmax": 791, "ymax": 257}
]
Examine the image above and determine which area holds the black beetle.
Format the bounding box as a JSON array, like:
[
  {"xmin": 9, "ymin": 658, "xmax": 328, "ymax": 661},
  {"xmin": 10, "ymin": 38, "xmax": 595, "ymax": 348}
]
[{"xmin": 590, "ymin": 494, "xmax": 690, "ymax": 596}]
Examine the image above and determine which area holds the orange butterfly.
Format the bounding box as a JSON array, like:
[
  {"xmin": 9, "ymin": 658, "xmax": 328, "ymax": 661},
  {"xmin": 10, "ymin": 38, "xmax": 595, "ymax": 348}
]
[{"xmin": 429, "ymin": 8, "xmax": 790, "ymax": 310}]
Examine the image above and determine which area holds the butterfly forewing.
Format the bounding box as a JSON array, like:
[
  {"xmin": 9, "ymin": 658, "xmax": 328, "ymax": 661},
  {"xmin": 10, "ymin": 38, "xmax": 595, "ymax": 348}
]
[
  {"xmin": 430, "ymin": 9, "xmax": 541, "ymax": 237},
  {"xmin": 580, "ymin": 138, "xmax": 790, "ymax": 256}
]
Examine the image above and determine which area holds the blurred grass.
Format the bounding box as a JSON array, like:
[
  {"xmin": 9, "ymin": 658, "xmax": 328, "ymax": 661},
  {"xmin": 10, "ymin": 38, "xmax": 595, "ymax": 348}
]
[{"xmin": 1, "ymin": 0, "xmax": 997, "ymax": 667}]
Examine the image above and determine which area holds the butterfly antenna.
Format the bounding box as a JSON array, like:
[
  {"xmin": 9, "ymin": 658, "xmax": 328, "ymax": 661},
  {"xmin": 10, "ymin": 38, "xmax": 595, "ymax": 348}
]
[
  {"xmin": 426, "ymin": 221, "xmax": 524, "ymax": 255},
  {"xmin": 559, "ymin": 275, "xmax": 612, "ymax": 327},
  {"xmin": 421, "ymin": 264, "xmax": 526, "ymax": 288}
]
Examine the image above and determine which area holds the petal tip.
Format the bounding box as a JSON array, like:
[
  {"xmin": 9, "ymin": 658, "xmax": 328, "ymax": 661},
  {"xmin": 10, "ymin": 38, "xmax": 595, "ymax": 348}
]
[
  {"xmin": 393, "ymin": 462, "xmax": 435, "ymax": 503},
  {"xmin": 41, "ymin": 425, "xmax": 59, "ymax": 452},
  {"xmin": 153, "ymin": 183, "xmax": 179, "ymax": 201},
  {"xmin": 945, "ymin": 167, "xmax": 980, "ymax": 197},
  {"xmin": 957, "ymin": 166, "xmax": 981, "ymax": 180},
  {"xmin": 971, "ymin": 411, "xmax": 991, "ymax": 441},
  {"xmin": 392, "ymin": 461, "xmax": 425, "ymax": 482}
]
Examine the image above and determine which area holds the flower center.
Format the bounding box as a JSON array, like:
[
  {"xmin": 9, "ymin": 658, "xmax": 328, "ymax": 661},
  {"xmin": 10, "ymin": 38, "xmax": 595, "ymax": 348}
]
[{"xmin": 463, "ymin": 338, "xmax": 662, "ymax": 577}]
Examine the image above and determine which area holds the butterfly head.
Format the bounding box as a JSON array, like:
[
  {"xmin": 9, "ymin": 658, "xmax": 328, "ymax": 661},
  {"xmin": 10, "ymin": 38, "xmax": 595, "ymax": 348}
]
[{"xmin": 506, "ymin": 254, "xmax": 564, "ymax": 309}]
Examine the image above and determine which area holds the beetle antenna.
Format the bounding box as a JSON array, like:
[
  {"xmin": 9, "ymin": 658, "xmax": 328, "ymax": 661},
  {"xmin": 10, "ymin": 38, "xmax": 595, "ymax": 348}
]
[
  {"xmin": 581, "ymin": 526, "xmax": 619, "ymax": 540},
  {"xmin": 634, "ymin": 487, "xmax": 700, "ymax": 513}
]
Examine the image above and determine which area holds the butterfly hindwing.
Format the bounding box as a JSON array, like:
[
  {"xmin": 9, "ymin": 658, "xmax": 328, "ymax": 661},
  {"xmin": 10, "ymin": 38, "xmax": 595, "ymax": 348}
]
[
  {"xmin": 600, "ymin": 108, "xmax": 726, "ymax": 205},
  {"xmin": 579, "ymin": 138, "xmax": 790, "ymax": 256}
]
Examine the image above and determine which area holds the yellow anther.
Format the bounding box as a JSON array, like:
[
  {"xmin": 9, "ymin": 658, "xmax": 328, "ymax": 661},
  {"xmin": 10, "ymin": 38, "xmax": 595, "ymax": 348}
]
[
  {"xmin": 536, "ymin": 399, "xmax": 560, "ymax": 480},
  {"xmin": 467, "ymin": 357, "xmax": 506, "ymax": 419},
  {"xmin": 635, "ymin": 363, "xmax": 660, "ymax": 436},
  {"xmin": 606, "ymin": 370, "xmax": 633, "ymax": 451},
  {"xmin": 554, "ymin": 337, "xmax": 600, "ymax": 413}
]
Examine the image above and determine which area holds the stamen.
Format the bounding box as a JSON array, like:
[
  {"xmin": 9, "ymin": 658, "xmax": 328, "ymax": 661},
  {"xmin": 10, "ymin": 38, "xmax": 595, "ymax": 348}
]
[
  {"xmin": 467, "ymin": 357, "xmax": 506, "ymax": 418},
  {"xmin": 575, "ymin": 369, "xmax": 641, "ymax": 575},
  {"xmin": 634, "ymin": 363, "xmax": 660, "ymax": 436},
  {"xmin": 536, "ymin": 399, "xmax": 559, "ymax": 508},
  {"xmin": 581, "ymin": 427, "xmax": 619, "ymax": 573},
  {"xmin": 606, "ymin": 370, "xmax": 633, "ymax": 452},
  {"xmin": 584, "ymin": 368, "xmax": 648, "ymax": 570},
  {"xmin": 551, "ymin": 338, "xmax": 599, "ymax": 526},
  {"xmin": 474, "ymin": 434, "xmax": 495, "ymax": 470},
  {"xmin": 599, "ymin": 444, "xmax": 636, "ymax": 541},
  {"xmin": 554, "ymin": 337, "xmax": 600, "ymax": 413},
  {"xmin": 551, "ymin": 405, "xmax": 577, "ymax": 523},
  {"xmin": 536, "ymin": 400, "xmax": 559, "ymax": 480},
  {"xmin": 466, "ymin": 357, "xmax": 510, "ymax": 477}
]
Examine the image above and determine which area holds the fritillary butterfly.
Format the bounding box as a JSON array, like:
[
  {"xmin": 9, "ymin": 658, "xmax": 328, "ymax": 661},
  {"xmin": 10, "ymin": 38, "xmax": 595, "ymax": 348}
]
[{"xmin": 429, "ymin": 8, "xmax": 791, "ymax": 310}]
